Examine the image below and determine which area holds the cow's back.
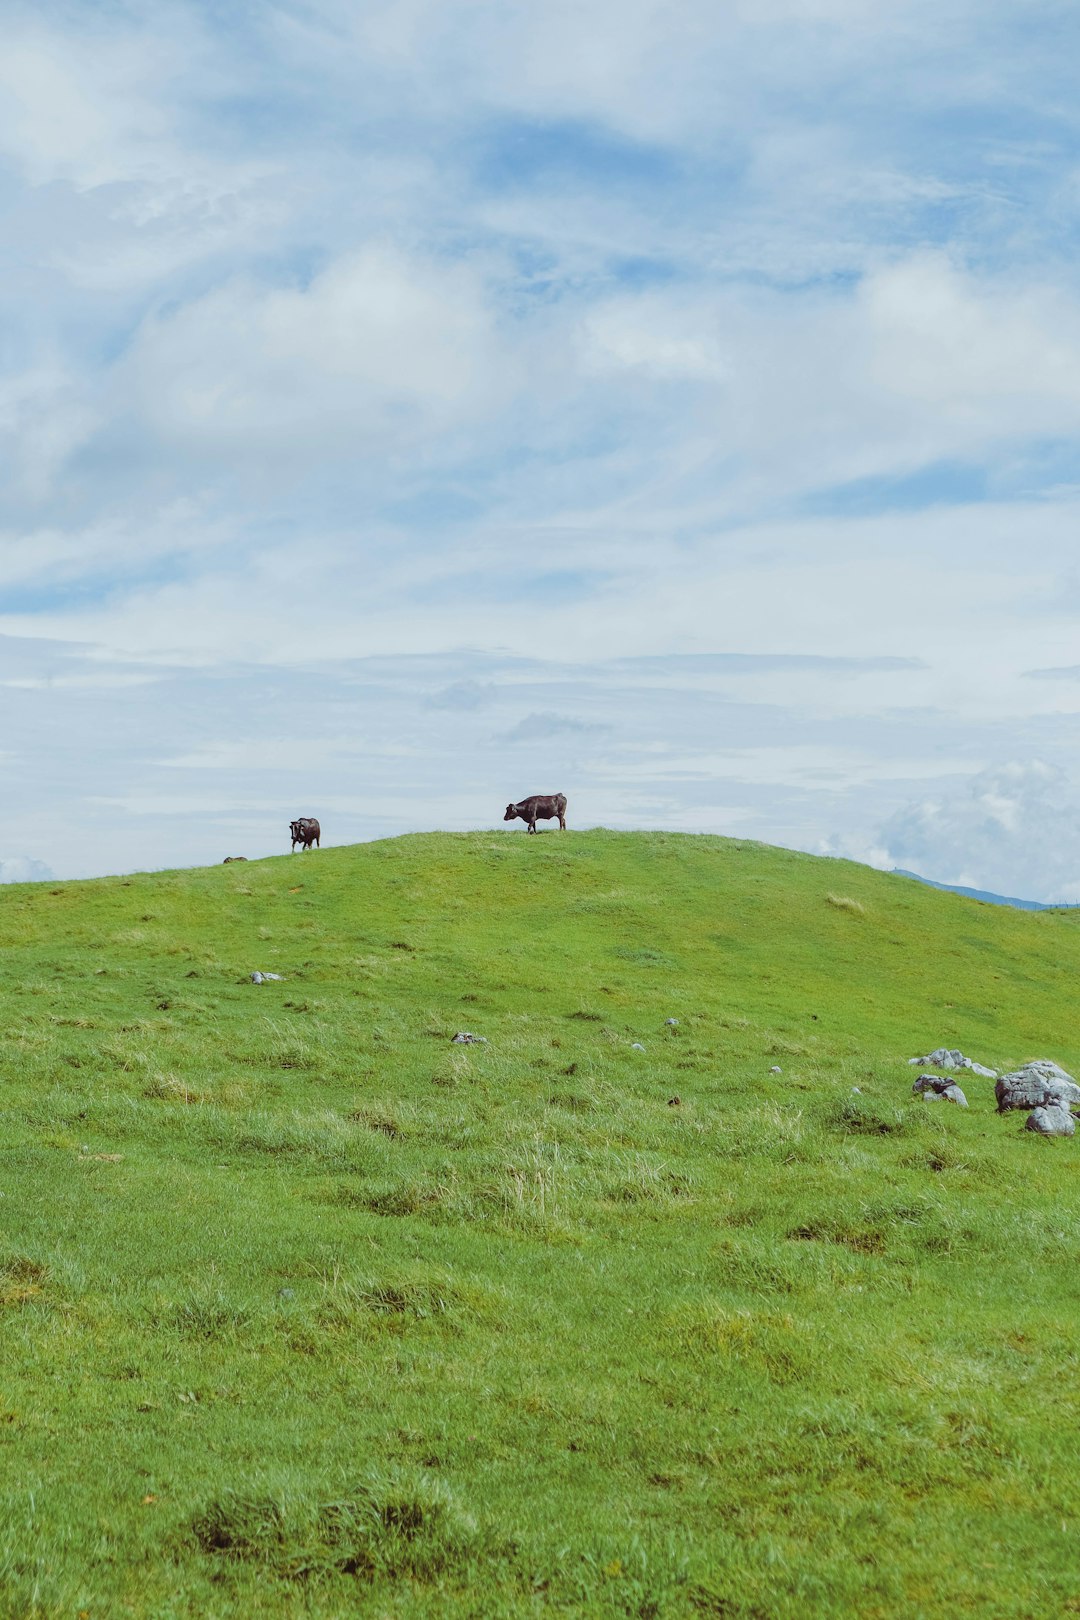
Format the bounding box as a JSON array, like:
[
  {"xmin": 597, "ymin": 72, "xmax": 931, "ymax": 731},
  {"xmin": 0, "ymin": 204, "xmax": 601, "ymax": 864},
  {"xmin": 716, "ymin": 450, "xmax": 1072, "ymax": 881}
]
[{"xmin": 517, "ymin": 794, "xmax": 565, "ymax": 818}]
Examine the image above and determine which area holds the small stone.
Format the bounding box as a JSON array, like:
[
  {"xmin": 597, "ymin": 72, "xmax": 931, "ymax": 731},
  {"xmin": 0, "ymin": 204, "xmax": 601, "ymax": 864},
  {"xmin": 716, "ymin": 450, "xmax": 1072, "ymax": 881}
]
[
  {"xmin": 250, "ymin": 971, "xmax": 264, "ymax": 984},
  {"xmin": 451, "ymin": 1032, "xmax": 488, "ymax": 1044},
  {"xmin": 1025, "ymin": 1104, "xmax": 1076, "ymax": 1136},
  {"xmin": 769, "ymin": 1065, "xmax": 782, "ymax": 1074},
  {"xmin": 667, "ymin": 1096, "xmax": 681, "ymax": 1107},
  {"xmin": 851, "ymin": 1086, "xmax": 862, "ymax": 1094},
  {"xmin": 630, "ymin": 1042, "xmax": 646, "ymax": 1052},
  {"xmin": 665, "ymin": 1018, "xmax": 679, "ymax": 1026}
]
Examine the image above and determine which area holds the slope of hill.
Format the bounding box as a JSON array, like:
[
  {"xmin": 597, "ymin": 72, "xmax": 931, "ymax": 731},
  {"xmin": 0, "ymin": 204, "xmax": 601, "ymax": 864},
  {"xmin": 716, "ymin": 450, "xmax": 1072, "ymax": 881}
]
[{"xmin": 1, "ymin": 830, "xmax": 1078, "ymax": 1619}]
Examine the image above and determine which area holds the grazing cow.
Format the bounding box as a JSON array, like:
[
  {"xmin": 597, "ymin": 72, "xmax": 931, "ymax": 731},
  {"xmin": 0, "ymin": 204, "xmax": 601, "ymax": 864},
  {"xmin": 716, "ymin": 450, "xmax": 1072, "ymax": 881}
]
[
  {"xmin": 290, "ymin": 817, "xmax": 321, "ymax": 851},
  {"xmin": 503, "ymin": 793, "xmax": 567, "ymax": 833},
  {"xmin": 222, "ymin": 856, "xmax": 248, "ymax": 863}
]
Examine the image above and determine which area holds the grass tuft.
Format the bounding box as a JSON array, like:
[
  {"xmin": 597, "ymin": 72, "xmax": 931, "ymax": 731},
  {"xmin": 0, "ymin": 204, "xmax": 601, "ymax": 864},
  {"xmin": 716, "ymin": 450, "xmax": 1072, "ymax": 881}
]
[
  {"xmin": 193, "ymin": 1474, "xmax": 484, "ymax": 1584},
  {"xmin": 825, "ymin": 893, "xmax": 866, "ymax": 916}
]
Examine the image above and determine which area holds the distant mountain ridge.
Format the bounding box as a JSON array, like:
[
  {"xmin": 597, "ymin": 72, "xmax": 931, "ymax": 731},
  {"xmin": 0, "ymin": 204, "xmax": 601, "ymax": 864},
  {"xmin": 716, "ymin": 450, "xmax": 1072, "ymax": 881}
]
[{"xmin": 892, "ymin": 868, "xmax": 1074, "ymax": 911}]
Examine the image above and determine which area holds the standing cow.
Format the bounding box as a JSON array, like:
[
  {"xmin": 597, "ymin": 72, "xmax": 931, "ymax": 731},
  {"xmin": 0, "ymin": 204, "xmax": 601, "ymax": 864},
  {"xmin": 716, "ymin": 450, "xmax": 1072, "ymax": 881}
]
[
  {"xmin": 503, "ymin": 793, "xmax": 567, "ymax": 833},
  {"xmin": 290, "ymin": 817, "xmax": 321, "ymax": 851}
]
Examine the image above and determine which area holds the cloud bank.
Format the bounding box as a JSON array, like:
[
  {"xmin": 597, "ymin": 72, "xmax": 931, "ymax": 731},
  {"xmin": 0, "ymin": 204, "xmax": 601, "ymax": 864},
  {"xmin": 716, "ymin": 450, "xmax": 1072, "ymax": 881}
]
[{"xmin": 3, "ymin": 0, "xmax": 1080, "ymax": 891}]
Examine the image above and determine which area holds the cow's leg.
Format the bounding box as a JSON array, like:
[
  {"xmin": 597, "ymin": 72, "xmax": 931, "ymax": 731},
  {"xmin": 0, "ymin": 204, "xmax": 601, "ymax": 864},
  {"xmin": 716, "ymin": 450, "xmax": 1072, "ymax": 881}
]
[
  {"xmin": 528, "ymin": 819, "xmax": 536, "ymax": 833},
  {"xmin": 559, "ymin": 813, "xmax": 566, "ymax": 830}
]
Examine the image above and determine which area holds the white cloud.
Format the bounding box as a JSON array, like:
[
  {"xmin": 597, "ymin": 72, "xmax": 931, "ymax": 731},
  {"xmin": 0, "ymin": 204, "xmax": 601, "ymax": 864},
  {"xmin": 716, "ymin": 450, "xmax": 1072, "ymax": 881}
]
[
  {"xmin": 873, "ymin": 762, "xmax": 1080, "ymax": 902},
  {"xmin": 2, "ymin": 672, "xmax": 160, "ymax": 690},
  {"xmin": 0, "ymin": 503, "xmax": 228, "ymax": 588},
  {"xmin": 581, "ymin": 297, "xmax": 728, "ymax": 381},
  {"xmin": 0, "ymin": 28, "xmax": 173, "ymax": 190},
  {"xmin": 501, "ymin": 712, "xmax": 611, "ymax": 742},
  {"xmin": 0, "ymin": 855, "xmax": 53, "ymax": 884},
  {"xmin": 861, "ymin": 255, "xmax": 1080, "ymax": 429},
  {"xmin": 114, "ymin": 245, "xmax": 510, "ymax": 465},
  {"xmin": 160, "ymin": 737, "xmax": 366, "ymax": 771},
  {"xmin": 426, "ymin": 680, "xmax": 498, "ymax": 710}
]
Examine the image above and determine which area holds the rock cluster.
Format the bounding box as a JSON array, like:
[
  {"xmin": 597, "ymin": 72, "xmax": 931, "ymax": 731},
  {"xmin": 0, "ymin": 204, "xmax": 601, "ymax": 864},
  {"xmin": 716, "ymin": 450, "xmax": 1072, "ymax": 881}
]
[
  {"xmin": 908, "ymin": 1048, "xmax": 997, "ymax": 1077},
  {"xmin": 451, "ymin": 1032, "xmax": 488, "ymax": 1044},
  {"xmin": 900, "ymin": 1050, "xmax": 1078, "ymax": 1140},
  {"xmin": 912, "ymin": 1074, "xmax": 968, "ymax": 1107}
]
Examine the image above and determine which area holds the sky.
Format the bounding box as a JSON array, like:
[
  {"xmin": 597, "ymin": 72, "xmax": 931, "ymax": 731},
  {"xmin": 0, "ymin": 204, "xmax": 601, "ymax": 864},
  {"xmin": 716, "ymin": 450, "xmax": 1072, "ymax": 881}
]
[{"xmin": 4, "ymin": 0, "xmax": 1080, "ymax": 898}]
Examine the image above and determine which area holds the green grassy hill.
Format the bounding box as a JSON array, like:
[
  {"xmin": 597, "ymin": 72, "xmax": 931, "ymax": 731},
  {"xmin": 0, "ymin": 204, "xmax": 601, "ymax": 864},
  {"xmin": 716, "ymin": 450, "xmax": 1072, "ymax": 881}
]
[{"xmin": 2, "ymin": 830, "xmax": 1079, "ymax": 1618}]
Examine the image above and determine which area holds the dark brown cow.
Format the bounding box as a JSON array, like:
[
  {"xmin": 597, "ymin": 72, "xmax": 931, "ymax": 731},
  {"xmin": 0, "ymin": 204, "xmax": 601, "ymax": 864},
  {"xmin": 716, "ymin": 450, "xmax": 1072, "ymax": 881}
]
[
  {"xmin": 290, "ymin": 817, "xmax": 321, "ymax": 851},
  {"xmin": 503, "ymin": 793, "xmax": 567, "ymax": 833}
]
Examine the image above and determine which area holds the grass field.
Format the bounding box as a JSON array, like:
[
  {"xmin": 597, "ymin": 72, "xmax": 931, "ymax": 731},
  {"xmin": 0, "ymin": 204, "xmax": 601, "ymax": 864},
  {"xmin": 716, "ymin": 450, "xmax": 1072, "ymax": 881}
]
[{"xmin": 1, "ymin": 828, "xmax": 1079, "ymax": 1619}]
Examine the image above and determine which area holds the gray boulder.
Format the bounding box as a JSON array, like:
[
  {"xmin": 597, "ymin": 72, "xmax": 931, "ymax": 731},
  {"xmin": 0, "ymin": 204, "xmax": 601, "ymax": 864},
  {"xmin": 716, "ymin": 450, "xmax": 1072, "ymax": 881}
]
[
  {"xmin": 451, "ymin": 1032, "xmax": 488, "ymax": 1044},
  {"xmin": 912, "ymin": 1074, "xmax": 968, "ymax": 1106},
  {"xmin": 908, "ymin": 1048, "xmax": 997, "ymax": 1078},
  {"xmin": 995, "ymin": 1060, "xmax": 1080, "ymax": 1113},
  {"xmin": 1025, "ymin": 1104, "xmax": 1076, "ymax": 1136}
]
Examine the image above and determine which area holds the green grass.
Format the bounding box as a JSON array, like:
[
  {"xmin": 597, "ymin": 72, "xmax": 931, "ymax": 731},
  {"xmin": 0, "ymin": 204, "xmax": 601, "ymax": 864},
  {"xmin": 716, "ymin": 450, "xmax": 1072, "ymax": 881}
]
[{"xmin": 1, "ymin": 828, "xmax": 1079, "ymax": 1618}]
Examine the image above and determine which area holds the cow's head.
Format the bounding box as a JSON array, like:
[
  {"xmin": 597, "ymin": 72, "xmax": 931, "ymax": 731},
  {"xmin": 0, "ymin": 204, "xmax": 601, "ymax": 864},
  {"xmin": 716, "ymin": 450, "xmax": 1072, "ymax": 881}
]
[
  {"xmin": 289, "ymin": 820, "xmax": 301, "ymax": 837},
  {"xmin": 503, "ymin": 804, "xmax": 517, "ymax": 821}
]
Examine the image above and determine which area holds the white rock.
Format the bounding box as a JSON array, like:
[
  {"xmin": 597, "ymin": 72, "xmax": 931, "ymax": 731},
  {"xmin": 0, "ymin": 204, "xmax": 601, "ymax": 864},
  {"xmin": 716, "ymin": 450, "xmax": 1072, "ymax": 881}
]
[
  {"xmin": 908, "ymin": 1047, "xmax": 997, "ymax": 1077},
  {"xmin": 630, "ymin": 1042, "xmax": 646, "ymax": 1052},
  {"xmin": 1025, "ymin": 1104, "xmax": 1076, "ymax": 1136},
  {"xmin": 995, "ymin": 1061, "xmax": 1080, "ymax": 1112}
]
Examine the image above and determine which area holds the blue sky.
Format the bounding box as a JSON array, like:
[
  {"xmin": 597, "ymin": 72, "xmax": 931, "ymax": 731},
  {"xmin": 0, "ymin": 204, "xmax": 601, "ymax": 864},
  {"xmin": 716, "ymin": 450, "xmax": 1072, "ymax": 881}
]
[{"xmin": 4, "ymin": 0, "xmax": 1080, "ymax": 897}]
